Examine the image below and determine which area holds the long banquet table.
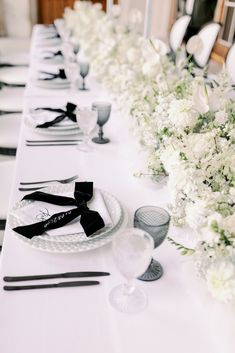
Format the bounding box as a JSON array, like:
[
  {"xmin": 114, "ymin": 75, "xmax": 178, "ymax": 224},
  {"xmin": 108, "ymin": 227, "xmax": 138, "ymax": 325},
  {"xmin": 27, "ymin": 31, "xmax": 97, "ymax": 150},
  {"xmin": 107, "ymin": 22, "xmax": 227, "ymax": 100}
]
[{"xmin": 0, "ymin": 26, "xmax": 234, "ymax": 353}]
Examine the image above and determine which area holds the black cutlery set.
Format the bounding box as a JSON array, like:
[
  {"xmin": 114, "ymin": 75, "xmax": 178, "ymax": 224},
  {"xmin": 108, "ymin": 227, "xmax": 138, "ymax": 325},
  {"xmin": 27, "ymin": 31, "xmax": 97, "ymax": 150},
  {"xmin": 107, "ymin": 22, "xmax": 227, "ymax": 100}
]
[{"xmin": 3, "ymin": 271, "xmax": 110, "ymax": 291}]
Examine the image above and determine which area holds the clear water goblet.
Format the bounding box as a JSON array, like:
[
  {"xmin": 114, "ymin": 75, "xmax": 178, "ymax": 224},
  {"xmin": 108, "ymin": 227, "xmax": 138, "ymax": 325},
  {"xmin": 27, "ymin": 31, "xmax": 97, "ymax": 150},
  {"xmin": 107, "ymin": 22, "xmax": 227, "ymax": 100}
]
[
  {"xmin": 134, "ymin": 206, "xmax": 170, "ymax": 281},
  {"xmin": 64, "ymin": 60, "xmax": 80, "ymax": 92},
  {"xmin": 75, "ymin": 107, "xmax": 97, "ymax": 152},
  {"xmin": 79, "ymin": 61, "xmax": 90, "ymax": 90},
  {"xmin": 109, "ymin": 228, "xmax": 154, "ymax": 314},
  {"xmin": 91, "ymin": 102, "xmax": 111, "ymax": 144}
]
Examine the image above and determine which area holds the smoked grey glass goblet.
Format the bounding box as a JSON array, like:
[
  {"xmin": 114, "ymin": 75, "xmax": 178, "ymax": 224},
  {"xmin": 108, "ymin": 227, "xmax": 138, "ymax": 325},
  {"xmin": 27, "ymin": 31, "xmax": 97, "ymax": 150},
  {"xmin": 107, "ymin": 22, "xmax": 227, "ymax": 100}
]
[
  {"xmin": 134, "ymin": 206, "xmax": 170, "ymax": 281},
  {"xmin": 79, "ymin": 61, "xmax": 90, "ymax": 90},
  {"xmin": 91, "ymin": 102, "xmax": 111, "ymax": 144}
]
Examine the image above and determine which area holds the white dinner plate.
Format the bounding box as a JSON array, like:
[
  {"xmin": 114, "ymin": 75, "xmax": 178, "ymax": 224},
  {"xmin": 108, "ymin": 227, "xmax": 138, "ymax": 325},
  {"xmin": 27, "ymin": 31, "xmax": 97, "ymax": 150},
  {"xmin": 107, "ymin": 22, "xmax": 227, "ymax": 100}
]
[
  {"xmin": 32, "ymin": 77, "xmax": 70, "ymax": 89},
  {"xmin": 36, "ymin": 37, "xmax": 62, "ymax": 47},
  {"xmin": 9, "ymin": 184, "xmax": 127, "ymax": 253},
  {"xmin": 28, "ymin": 108, "xmax": 79, "ymax": 131}
]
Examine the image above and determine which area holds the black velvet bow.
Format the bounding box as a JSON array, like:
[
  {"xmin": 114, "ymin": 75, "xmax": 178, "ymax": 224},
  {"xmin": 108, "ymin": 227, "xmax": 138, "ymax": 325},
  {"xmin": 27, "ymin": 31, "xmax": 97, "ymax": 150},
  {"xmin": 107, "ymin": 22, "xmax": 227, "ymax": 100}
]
[
  {"xmin": 39, "ymin": 69, "xmax": 67, "ymax": 81},
  {"xmin": 36, "ymin": 102, "xmax": 77, "ymax": 128},
  {"xmin": 13, "ymin": 182, "xmax": 105, "ymax": 239},
  {"xmin": 44, "ymin": 50, "xmax": 63, "ymax": 59}
]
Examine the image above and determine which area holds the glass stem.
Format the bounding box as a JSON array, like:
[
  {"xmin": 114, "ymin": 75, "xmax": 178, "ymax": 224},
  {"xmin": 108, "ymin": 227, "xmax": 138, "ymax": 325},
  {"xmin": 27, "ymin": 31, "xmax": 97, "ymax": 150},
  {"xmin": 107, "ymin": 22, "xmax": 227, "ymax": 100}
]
[
  {"xmin": 82, "ymin": 78, "xmax": 86, "ymax": 90},
  {"xmin": 123, "ymin": 279, "xmax": 135, "ymax": 296},
  {"xmin": 84, "ymin": 134, "xmax": 89, "ymax": 145},
  {"xmin": 98, "ymin": 126, "xmax": 104, "ymax": 141}
]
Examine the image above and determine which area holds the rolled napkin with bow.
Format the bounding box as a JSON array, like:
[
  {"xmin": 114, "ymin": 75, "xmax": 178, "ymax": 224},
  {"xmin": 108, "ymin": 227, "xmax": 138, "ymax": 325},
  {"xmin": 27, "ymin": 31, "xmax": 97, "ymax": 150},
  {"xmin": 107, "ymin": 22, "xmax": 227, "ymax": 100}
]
[
  {"xmin": 43, "ymin": 50, "xmax": 63, "ymax": 60},
  {"xmin": 30, "ymin": 102, "xmax": 77, "ymax": 129},
  {"xmin": 13, "ymin": 182, "xmax": 112, "ymax": 238},
  {"xmin": 38, "ymin": 69, "xmax": 67, "ymax": 81}
]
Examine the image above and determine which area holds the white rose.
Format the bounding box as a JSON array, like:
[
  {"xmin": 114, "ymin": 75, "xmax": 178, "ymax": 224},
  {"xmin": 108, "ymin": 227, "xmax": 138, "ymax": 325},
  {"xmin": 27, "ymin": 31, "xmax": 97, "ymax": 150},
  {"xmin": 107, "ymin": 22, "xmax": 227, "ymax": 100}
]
[
  {"xmin": 126, "ymin": 48, "xmax": 139, "ymax": 63},
  {"xmin": 185, "ymin": 200, "xmax": 209, "ymax": 230},
  {"xmin": 200, "ymin": 227, "xmax": 220, "ymax": 246},
  {"xmin": 229, "ymin": 188, "xmax": 235, "ymax": 196},
  {"xmin": 222, "ymin": 214, "xmax": 235, "ymax": 234},
  {"xmin": 168, "ymin": 99, "xmax": 197, "ymax": 129},
  {"xmin": 192, "ymin": 79, "xmax": 209, "ymax": 114},
  {"xmin": 206, "ymin": 261, "xmax": 235, "ymax": 303},
  {"xmin": 150, "ymin": 38, "xmax": 168, "ymax": 56},
  {"xmin": 142, "ymin": 58, "xmax": 160, "ymax": 77},
  {"xmin": 111, "ymin": 4, "xmax": 121, "ymax": 17}
]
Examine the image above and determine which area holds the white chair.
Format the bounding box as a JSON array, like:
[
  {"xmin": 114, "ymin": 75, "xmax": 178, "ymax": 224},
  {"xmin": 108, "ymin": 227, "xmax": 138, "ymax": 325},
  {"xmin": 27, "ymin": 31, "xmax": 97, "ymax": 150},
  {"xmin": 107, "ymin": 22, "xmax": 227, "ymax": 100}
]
[
  {"xmin": 169, "ymin": 15, "xmax": 191, "ymax": 52},
  {"xmin": 0, "ymin": 160, "xmax": 15, "ymax": 247},
  {"xmin": 185, "ymin": 0, "xmax": 195, "ymax": 15},
  {"xmin": 0, "ymin": 114, "xmax": 21, "ymax": 157},
  {"xmin": 193, "ymin": 22, "xmax": 221, "ymax": 68},
  {"xmin": 226, "ymin": 43, "xmax": 235, "ymax": 84},
  {"xmin": 0, "ymin": 87, "xmax": 25, "ymax": 113},
  {"xmin": 0, "ymin": 66, "xmax": 28, "ymax": 87}
]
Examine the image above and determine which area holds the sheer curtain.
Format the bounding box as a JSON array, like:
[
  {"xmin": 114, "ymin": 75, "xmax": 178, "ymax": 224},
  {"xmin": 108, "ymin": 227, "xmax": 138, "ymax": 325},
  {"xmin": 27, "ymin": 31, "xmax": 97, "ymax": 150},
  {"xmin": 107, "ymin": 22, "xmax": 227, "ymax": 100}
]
[
  {"xmin": 119, "ymin": 0, "xmax": 177, "ymax": 41},
  {"xmin": 0, "ymin": 0, "xmax": 37, "ymax": 37}
]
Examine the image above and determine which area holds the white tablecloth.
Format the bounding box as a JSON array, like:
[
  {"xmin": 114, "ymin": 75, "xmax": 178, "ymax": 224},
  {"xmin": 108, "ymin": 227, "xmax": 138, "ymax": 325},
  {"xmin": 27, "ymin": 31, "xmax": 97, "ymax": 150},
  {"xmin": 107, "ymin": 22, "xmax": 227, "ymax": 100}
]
[{"xmin": 0, "ymin": 25, "xmax": 234, "ymax": 353}]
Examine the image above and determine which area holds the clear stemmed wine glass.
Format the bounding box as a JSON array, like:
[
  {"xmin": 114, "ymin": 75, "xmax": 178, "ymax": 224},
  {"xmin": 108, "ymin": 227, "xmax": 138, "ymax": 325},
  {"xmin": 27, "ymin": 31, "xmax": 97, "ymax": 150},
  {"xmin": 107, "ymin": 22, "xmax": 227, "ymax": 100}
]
[
  {"xmin": 64, "ymin": 60, "xmax": 80, "ymax": 92},
  {"xmin": 75, "ymin": 107, "xmax": 97, "ymax": 152},
  {"xmin": 91, "ymin": 102, "xmax": 111, "ymax": 144},
  {"xmin": 109, "ymin": 228, "xmax": 154, "ymax": 314},
  {"xmin": 134, "ymin": 206, "xmax": 170, "ymax": 281},
  {"xmin": 79, "ymin": 62, "xmax": 90, "ymax": 90},
  {"xmin": 61, "ymin": 41, "xmax": 75, "ymax": 62}
]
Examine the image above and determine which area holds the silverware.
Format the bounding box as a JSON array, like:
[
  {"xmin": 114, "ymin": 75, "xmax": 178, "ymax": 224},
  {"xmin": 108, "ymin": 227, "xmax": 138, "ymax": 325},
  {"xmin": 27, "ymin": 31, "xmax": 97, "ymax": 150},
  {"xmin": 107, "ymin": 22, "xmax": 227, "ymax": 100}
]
[
  {"xmin": 0, "ymin": 81, "xmax": 25, "ymax": 88},
  {"xmin": 26, "ymin": 143, "xmax": 79, "ymax": 147},
  {"xmin": 20, "ymin": 174, "xmax": 78, "ymax": 185},
  {"xmin": 0, "ymin": 110, "xmax": 22, "ymax": 116},
  {"xmin": 19, "ymin": 186, "xmax": 45, "ymax": 191},
  {"xmin": 4, "ymin": 280, "xmax": 100, "ymax": 291},
  {"xmin": 4, "ymin": 271, "xmax": 110, "ymax": 282},
  {"xmin": 26, "ymin": 139, "xmax": 81, "ymax": 143}
]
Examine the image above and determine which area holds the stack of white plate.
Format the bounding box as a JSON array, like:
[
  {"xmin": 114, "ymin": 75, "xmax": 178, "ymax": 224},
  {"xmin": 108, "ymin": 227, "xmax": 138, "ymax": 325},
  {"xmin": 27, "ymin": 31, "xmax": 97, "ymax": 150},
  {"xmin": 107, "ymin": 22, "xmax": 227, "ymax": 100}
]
[{"xmin": 9, "ymin": 184, "xmax": 127, "ymax": 253}]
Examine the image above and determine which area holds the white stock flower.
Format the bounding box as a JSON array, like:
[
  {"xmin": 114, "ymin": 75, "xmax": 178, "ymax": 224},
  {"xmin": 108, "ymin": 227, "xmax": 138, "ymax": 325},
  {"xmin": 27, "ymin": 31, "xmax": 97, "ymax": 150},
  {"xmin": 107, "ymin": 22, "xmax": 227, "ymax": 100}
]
[{"xmin": 206, "ymin": 261, "xmax": 235, "ymax": 302}]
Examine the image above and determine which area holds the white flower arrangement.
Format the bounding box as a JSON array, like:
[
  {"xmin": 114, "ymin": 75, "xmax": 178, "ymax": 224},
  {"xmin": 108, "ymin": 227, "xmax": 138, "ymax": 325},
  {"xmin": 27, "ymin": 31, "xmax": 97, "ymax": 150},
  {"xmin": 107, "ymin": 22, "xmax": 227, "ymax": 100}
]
[{"xmin": 64, "ymin": 1, "xmax": 235, "ymax": 305}]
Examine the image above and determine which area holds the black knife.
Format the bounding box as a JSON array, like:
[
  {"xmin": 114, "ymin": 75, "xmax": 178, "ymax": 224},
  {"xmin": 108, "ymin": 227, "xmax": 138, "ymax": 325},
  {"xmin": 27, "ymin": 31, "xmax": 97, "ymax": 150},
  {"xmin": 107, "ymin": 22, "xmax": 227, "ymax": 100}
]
[
  {"xmin": 4, "ymin": 280, "xmax": 100, "ymax": 291},
  {"xmin": 4, "ymin": 271, "xmax": 110, "ymax": 282}
]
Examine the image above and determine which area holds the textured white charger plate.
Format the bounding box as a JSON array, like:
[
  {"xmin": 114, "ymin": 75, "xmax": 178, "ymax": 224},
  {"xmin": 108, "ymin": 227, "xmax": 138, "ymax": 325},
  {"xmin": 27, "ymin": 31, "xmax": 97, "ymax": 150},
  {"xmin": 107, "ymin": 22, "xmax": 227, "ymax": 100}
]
[
  {"xmin": 36, "ymin": 37, "xmax": 61, "ymax": 47},
  {"xmin": 32, "ymin": 78, "xmax": 70, "ymax": 89},
  {"xmin": 24, "ymin": 116, "xmax": 82, "ymax": 136},
  {"xmin": 28, "ymin": 109, "xmax": 79, "ymax": 131},
  {"xmin": 9, "ymin": 184, "xmax": 127, "ymax": 253}
]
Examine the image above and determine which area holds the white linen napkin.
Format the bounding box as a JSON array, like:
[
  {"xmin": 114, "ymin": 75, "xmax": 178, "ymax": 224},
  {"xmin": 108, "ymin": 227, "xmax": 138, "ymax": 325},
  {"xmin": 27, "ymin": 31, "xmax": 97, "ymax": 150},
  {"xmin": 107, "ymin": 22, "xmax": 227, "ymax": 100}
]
[
  {"xmin": 29, "ymin": 108, "xmax": 76, "ymax": 127},
  {"xmin": 14, "ymin": 189, "xmax": 113, "ymax": 237}
]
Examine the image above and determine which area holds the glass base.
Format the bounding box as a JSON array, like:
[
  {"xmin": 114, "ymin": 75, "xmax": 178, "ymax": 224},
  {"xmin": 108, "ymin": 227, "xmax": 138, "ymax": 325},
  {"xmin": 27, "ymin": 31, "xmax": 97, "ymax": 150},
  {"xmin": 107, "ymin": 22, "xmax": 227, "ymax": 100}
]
[
  {"xmin": 76, "ymin": 142, "xmax": 94, "ymax": 152},
  {"xmin": 92, "ymin": 137, "xmax": 110, "ymax": 144},
  {"xmin": 138, "ymin": 259, "xmax": 163, "ymax": 281},
  {"xmin": 79, "ymin": 87, "xmax": 89, "ymax": 91},
  {"xmin": 109, "ymin": 284, "xmax": 147, "ymax": 314}
]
